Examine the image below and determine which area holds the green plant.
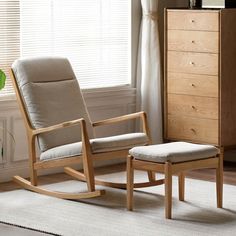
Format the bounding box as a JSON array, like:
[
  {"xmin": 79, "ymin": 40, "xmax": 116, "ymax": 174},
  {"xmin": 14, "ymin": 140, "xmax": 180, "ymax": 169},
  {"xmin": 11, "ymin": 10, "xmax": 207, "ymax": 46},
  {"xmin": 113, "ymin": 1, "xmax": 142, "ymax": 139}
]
[{"xmin": 0, "ymin": 69, "xmax": 6, "ymax": 90}]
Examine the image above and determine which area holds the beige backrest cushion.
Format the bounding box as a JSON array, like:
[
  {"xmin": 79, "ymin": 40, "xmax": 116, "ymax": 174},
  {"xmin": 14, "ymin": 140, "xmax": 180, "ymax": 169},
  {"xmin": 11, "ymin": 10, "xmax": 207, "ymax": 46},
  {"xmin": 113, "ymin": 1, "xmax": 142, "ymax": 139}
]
[{"xmin": 12, "ymin": 57, "xmax": 94, "ymax": 152}]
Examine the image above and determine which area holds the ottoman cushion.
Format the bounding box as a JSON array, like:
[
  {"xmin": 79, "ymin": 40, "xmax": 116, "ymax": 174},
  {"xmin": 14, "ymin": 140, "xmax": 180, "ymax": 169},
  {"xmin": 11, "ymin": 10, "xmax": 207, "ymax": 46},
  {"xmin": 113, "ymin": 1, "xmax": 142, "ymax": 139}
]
[{"xmin": 129, "ymin": 142, "xmax": 218, "ymax": 163}]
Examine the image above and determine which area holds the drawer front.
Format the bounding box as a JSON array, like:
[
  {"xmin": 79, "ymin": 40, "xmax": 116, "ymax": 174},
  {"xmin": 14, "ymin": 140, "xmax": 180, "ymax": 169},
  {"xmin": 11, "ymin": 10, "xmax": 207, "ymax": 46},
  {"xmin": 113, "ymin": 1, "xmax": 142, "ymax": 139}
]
[
  {"xmin": 167, "ymin": 72, "xmax": 218, "ymax": 97},
  {"xmin": 167, "ymin": 94, "xmax": 218, "ymax": 119},
  {"xmin": 168, "ymin": 30, "xmax": 219, "ymax": 53},
  {"xmin": 167, "ymin": 115, "xmax": 218, "ymax": 144},
  {"xmin": 168, "ymin": 51, "xmax": 219, "ymax": 75},
  {"xmin": 167, "ymin": 11, "xmax": 219, "ymax": 31}
]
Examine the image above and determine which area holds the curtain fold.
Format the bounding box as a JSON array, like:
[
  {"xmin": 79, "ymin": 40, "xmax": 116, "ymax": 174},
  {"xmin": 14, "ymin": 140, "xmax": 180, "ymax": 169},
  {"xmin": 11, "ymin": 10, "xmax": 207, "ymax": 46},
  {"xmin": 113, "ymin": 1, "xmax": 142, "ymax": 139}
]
[{"xmin": 136, "ymin": 0, "xmax": 162, "ymax": 144}]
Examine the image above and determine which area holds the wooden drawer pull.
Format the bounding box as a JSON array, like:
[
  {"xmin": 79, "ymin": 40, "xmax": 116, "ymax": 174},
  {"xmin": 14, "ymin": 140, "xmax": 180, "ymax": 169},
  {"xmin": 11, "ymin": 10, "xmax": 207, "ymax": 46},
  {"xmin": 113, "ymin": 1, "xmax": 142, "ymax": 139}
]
[
  {"xmin": 191, "ymin": 83, "xmax": 195, "ymax": 87},
  {"xmin": 190, "ymin": 61, "xmax": 195, "ymax": 65},
  {"xmin": 191, "ymin": 40, "xmax": 195, "ymax": 44},
  {"xmin": 191, "ymin": 105, "xmax": 196, "ymax": 110},
  {"xmin": 191, "ymin": 19, "xmax": 195, "ymax": 23},
  {"xmin": 190, "ymin": 128, "xmax": 197, "ymax": 134}
]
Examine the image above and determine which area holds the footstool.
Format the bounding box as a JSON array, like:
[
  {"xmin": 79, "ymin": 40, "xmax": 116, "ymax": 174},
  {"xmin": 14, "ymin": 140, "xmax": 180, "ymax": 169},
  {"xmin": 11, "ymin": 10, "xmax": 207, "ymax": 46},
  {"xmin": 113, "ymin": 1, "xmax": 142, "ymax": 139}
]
[{"xmin": 126, "ymin": 142, "xmax": 223, "ymax": 219}]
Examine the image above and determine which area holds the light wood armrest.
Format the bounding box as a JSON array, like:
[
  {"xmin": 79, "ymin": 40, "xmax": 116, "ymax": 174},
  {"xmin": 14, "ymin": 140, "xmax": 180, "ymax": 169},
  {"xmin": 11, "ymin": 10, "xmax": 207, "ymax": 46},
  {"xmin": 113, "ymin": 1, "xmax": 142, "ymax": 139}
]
[
  {"xmin": 92, "ymin": 111, "xmax": 145, "ymax": 127},
  {"xmin": 92, "ymin": 111, "xmax": 151, "ymax": 142},
  {"xmin": 32, "ymin": 118, "xmax": 85, "ymax": 136},
  {"xmin": 31, "ymin": 118, "xmax": 92, "ymax": 155}
]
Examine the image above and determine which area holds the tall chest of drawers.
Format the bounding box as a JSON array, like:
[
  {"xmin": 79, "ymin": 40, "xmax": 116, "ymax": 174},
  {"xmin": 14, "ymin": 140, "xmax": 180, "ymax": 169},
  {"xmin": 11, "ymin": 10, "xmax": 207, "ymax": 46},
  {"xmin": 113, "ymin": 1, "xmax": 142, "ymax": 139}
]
[{"xmin": 164, "ymin": 9, "xmax": 236, "ymax": 156}]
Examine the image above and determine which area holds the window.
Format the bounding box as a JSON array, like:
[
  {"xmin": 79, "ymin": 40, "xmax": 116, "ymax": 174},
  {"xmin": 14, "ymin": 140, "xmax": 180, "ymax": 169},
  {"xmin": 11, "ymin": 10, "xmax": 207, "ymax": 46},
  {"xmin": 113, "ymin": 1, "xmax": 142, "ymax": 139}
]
[
  {"xmin": 0, "ymin": 0, "xmax": 130, "ymax": 97},
  {"xmin": 0, "ymin": 0, "xmax": 20, "ymax": 97}
]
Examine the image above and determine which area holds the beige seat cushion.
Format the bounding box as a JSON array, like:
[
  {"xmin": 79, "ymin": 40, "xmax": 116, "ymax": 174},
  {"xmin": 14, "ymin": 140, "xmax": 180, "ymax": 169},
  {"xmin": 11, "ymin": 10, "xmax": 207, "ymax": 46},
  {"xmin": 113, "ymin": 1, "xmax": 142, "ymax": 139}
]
[
  {"xmin": 129, "ymin": 142, "xmax": 218, "ymax": 163},
  {"xmin": 40, "ymin": 132, "xmax": 149, "ymax": 160}
]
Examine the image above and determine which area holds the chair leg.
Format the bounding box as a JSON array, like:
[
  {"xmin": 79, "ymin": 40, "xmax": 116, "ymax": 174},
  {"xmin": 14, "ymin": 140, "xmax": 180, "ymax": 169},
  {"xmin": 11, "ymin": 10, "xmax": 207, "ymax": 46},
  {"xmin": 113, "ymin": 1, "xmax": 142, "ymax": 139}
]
[
  {"xmin": 178, "ymin": 172, "xmax": 185, "ymax": 201},
  {"xmin": 147, "ymin": 171, "xmax": 156, "ymax": 182},
  {"xmin": 127, "ymin": 155, "xmax": 134, "ymax": 211},
  {"xmin": 82, "ymin": 153, "xmax": 95, "ymax": 192},
  {"xmin": 28, "ymin": 136, "xmax": 38, "ymax": 186},
  {"xmin": 165, "ymin": 162, "xmax": 172, "ymax": 219},
  {"xmin": 216, "ymin": 151, "xmax": 223, "ymax": 208},
  {"xmin": 29, "ymin": 165, "xmax": 38, "ymax": 186}
]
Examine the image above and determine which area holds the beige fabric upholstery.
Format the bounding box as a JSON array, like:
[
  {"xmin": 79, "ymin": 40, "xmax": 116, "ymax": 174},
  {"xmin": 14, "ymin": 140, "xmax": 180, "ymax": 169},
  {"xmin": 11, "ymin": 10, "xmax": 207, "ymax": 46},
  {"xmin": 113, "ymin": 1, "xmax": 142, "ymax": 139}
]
[
  {"xmin": 40, "ymin": 133, "xmax": 149, "ymax": 161},
  {"xmin": 129, "ymin": 142, "xmax": 218, "ymax": 163},
  {"xmin": 91, "ymin": 133, "xmax": 149, "ymax": 153},
  {"xmin": 12, "ymin": 57, "xmax": 94, "ymax": 152}
]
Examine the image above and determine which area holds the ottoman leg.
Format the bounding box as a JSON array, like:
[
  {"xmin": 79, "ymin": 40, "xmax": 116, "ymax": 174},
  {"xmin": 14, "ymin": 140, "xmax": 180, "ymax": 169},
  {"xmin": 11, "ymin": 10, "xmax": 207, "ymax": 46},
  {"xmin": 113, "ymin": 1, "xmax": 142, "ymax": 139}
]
[
  {"xmin": 165, "ymin": 162, "xmax": 172, "ymax": 219},
  {"xmin": 216, "ymin": 151, "xmax": 223, "ymax": 208},
  {"xmin": 178, "ymin": 172, "xmax": 185, "ymax": 201},
  {"xmin": 127, "ymin": 155, "xmax": 134, "ymax": 211}
]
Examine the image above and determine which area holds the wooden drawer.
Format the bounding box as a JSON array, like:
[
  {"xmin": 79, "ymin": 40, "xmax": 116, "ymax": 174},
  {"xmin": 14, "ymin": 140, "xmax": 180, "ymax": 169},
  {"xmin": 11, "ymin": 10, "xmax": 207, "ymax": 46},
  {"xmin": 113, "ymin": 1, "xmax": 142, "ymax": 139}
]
[
  {"xmin": 167, "ymin": 94, "xmax": 218, "ymax": 119},
  {"xmin": 167, "ymin": 10, "xmax": 219, "ymax": 31},
  {"xmin": 167, "ymin": 115, "xmax": 218, "ymax": 144},
  {"xmin": 168, "ymin": 30, "xmax": 219, "ymax": 53},
  {"xmin": 167, "ymin": 72, "xmax": 218, "ymax": 97},
  {"xmin": 168, "ymin": 51, "xmax": 219, "ymax": 75}
]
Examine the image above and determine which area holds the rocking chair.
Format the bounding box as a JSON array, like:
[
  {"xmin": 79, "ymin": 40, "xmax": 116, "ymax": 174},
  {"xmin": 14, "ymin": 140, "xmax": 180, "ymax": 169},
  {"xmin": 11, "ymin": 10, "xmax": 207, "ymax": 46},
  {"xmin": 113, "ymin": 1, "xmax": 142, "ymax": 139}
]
[{"xmin": 10, "ymin": 56, "xmax": 161, "ymax": 200}]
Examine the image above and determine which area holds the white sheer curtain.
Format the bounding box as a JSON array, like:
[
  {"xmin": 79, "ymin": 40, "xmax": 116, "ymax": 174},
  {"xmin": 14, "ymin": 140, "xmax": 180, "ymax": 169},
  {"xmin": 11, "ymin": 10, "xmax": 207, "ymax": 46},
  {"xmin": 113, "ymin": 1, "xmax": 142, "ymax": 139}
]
[{"xmin": 136, "ymin": 0, "xmax": 162, "ymax": 144}]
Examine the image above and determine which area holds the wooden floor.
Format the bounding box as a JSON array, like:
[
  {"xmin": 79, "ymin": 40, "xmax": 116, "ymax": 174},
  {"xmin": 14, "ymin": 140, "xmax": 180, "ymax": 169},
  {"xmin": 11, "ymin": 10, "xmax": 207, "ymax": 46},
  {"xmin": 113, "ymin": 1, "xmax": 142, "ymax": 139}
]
[{"xmin": 0, "ymin": 161, "xmax": 236, "ymax": 235}]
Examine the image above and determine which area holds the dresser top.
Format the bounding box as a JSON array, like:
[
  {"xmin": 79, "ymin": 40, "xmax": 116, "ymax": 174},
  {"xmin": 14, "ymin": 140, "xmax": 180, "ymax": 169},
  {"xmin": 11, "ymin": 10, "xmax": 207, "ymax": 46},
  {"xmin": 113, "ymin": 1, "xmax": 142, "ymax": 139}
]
[{"xmin": 167, "ymin": 8, "xmax": 236, "ymax": 13}]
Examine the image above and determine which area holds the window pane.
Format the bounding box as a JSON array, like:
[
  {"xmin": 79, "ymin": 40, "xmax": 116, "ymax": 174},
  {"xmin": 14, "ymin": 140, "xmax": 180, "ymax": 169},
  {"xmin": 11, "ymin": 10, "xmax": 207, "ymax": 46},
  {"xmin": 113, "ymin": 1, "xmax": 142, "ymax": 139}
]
[
  {"xmin": 0, "ymin": 0, "xmax": 20, "ymax": 97},
  {"xmin": 0, "ymin": 0, "xmax": 130, "ymax": 97},
  {"xmin": 20, "ymin": 0, "xmax": 130, "ymax": 89}
]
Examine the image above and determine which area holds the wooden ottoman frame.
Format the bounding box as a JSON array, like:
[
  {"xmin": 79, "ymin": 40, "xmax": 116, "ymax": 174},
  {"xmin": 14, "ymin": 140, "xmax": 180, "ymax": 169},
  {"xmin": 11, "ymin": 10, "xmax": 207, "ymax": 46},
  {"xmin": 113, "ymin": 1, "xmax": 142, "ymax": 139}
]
[{"xmin": 127, "ymin": 150, "xmax": 223, "ymax": 219}]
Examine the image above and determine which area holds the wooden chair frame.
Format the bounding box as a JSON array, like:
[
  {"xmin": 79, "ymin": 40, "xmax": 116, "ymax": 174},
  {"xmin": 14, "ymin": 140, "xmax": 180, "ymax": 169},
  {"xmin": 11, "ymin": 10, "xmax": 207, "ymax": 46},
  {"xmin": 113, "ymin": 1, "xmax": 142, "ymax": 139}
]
[
  {"xmin": 127, "ymin": 151, "xmax": 223, "ymax": 219},
  {"xmin": 10, "ymin": 69, "xmax": 162, "ymax": 200}
]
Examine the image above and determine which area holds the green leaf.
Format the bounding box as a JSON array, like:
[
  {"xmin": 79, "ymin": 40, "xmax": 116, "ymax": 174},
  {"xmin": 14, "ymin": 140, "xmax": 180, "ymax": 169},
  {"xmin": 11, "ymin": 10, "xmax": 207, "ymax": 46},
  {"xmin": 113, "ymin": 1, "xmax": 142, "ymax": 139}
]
[{"xmin": 0, "ymin": 69, "xmax": 6, "ymax": 90}]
